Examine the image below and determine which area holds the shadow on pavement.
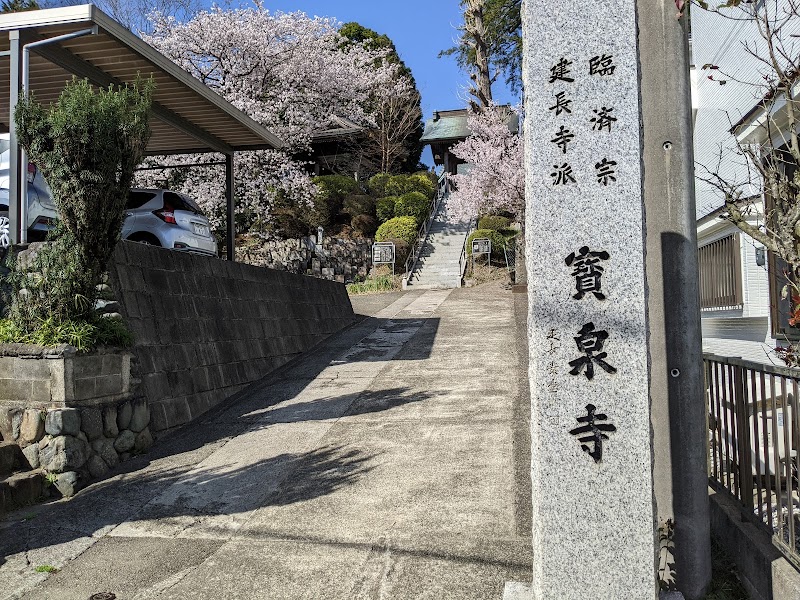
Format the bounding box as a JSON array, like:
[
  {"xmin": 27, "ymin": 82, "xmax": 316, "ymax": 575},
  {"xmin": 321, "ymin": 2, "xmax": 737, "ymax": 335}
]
[{"xmin": 0, "ymin": 314, "xmax": 439, "ymax": 570}]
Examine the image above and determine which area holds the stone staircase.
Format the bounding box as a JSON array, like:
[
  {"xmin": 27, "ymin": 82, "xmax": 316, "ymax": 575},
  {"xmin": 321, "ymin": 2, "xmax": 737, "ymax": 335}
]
[
  {"xmin": 406, "ymin": 192, "xmax": 471, "ymax": 289},
  {"xmin": 0, "ymin": 439, "xmax": 44, "ymax": 515}
]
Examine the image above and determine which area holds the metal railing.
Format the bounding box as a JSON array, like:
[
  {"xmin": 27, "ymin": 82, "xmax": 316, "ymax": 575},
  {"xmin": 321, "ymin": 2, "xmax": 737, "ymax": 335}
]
[
  {"xmin": 402, "ymin": 172, "xmax": 449, "ymax": 288},
  {"xmin": 705, "ymin": 353, "xmax": 800, "ymax": 569},
  {"xmin": 458, "ymin": 216, "xmax": 477, "ymax": 283}
]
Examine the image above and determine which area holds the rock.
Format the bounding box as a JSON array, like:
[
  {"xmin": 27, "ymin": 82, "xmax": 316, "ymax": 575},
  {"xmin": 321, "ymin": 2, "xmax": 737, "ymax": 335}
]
[
  {"xmin": 116, "ymin": 401, "xmax": 132, "ymax": 431},
  {"xmin": 22, "ymin": 443, "xmax": 40, "ymax": 469},
  {"xmin": 45, "ymin": 409, "xmax": 81, "ymax": 437},
  {"xmin": 94, "ymin": 299, "xmax": 120, "ymax": 314},
  {"xmin": 80, "ymin": 408, "xmax": 103, "ymax": 441},
  {"xmin": 91, "ymin": 438, "xmax": 119, "ymax": 469},
  {"xmin": 129, "ymin": 400, "xmax": 150, "ymax": 433},
  {"xmin": 76, "ymin": 431, "xmax": 88, "ymax": 443},
  {"xmin": 114, "ymin": 430, "xmax": 135, "ymax": 453},
  {"xmin": 134, "ymin": 428, "xmax": 153, "ymax": 453},
  {"xmin": 38, "ymin": 436, "xmax": 88, "ymax": 473},
  {"xmin": 119, "ymin": 452, "xmax": 131, "ymax": 462},
  {"xmin": 86, "ymin": 455, "xmax": 109, "ymax": 479},
  {"xmin": 53, "ymin": 471, "xmax": 81, "ymax": 497},
  {"xmin": 100, "ymin": 312, "xmax": 123, "ymax": 321},
  {"xmin": 95, "ymin": 283, "xmax": 114, "ymax": 300},
  {"xmin": 19, "ymin": 410, "xmax": 44, "ymax": 444},
  {"xmin": 0, "ymin": 408, "xmax": 23, "ymax": 441},
  {"xmin": 102, "ymin": 406, "xmax": 118, "ymax": 438}
]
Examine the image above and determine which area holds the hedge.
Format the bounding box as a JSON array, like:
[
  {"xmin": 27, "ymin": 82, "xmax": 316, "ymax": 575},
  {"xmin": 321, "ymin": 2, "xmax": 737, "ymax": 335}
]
[
  {"xmin": 477, "ymin": 215, "xmax": 511, "ymax": 231},
  {"xmin": 376, "ymin": 196, "xmax": 398, "ymax": 223},
  {"xmin": 311, "ymin": 175, "xmax": 361, "ymax": 228},
  {"xmin": 466, "ymin": 229, "xmax": 507, "ymax": 259},
  {"xmin": 375, "ymin": 215, "xmax": 418, "ymax": 265},
  {"xmin": 394, "ymin": 191, "xmax": 429, "ymax": 226}
]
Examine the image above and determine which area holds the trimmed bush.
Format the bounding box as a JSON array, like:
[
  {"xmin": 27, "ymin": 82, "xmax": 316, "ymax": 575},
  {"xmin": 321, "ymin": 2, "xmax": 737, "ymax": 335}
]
[
  {"xmin": 409, "ymin": 173, "xmax": 436, "ymax": 200},
  {"xmin": 311, "ymin": 175, "xmax": 361, "ymax": 229},
  {"xmin": 343, "ymin": 194, "xmax": 375, "ymax": 218},
  {"xmin": 466, "ymin": 229, "xmax": 507, "ymax": 260},
  {"xmin": 368, "ymin": 173, "xmax": 392, "ymax": 197},
  {"xmin": 478, "ymin": 215, "xmax": 511, "ymax": 231},
  {"xmin": 351, "ymin": 214, "xmax": 378, "ymax": 237},
  {"xmin": 375, "ymin": 216, "xmax": 418, "ymax": 246},
  {"xmin": 394, "ymin": 191, "xmax": 429, "ymax": 226},
  {"xmin": 376, "ymin": 196, "xmax": 398, "ymax": 223}
]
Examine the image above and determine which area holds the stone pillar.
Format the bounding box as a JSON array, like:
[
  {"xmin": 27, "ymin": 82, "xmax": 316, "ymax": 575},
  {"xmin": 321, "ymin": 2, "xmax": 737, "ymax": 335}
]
[{"xmin": 522, "ymin": 0, "xmax": 658, "ymax": 597}]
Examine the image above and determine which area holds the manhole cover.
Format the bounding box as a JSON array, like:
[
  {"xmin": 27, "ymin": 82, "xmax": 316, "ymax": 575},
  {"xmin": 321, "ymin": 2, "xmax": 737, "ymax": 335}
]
[{"xmin": 88, "ymin": 594, "xmax": 116, "ymax": 600}]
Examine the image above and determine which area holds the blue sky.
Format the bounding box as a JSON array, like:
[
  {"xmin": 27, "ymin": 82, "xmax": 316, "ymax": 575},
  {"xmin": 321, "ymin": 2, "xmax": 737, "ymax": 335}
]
[{"xmin": 206, "ymin": 1, "xmax": 519, "ymax": 164}]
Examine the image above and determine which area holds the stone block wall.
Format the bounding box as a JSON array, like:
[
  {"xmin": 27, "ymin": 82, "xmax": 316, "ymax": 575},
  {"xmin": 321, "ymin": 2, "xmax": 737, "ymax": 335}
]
[
  {"xmin": 109, "ymin": 241, "xmax": 356, "ymax": 433},
  {"xmin": 235, "ymin": 234, "xmax": 373, "ymax": 283},
  {"xmin": 0, "ymin": 349, "xmax": 135, "ymax": 408}
]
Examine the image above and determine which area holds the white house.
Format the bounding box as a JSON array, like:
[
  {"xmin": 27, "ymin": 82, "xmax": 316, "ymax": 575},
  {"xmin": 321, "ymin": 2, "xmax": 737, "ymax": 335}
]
[{"xmin": 690, "ymin": 4, "xmax": 800, "ymax": 364}]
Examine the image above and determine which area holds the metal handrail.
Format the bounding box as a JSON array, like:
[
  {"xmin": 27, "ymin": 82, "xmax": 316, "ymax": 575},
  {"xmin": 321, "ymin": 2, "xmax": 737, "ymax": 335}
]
[
  {"xmin": 402, "ymin": 172, "xmax": 448, "ymax": 287},
  {"xmin": 458, "ymin": 216, "xmax": 477, "ymax": 285}
]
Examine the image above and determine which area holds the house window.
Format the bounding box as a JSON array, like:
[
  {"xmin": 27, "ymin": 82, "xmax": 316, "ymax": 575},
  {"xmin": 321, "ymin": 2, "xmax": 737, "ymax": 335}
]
[
  {"xmin": 768, "ymin": 253, "xmax": 800, "ymax": 339},
  {"xmin": 698, "ymin": 234, "xmax": 743, "ymax": 309}
]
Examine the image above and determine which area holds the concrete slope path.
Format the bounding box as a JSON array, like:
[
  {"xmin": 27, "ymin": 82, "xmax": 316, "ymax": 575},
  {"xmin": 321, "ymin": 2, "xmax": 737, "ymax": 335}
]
[{"xmin": 0, "ymin": 282, "xmax": 532, "ymax": 600}]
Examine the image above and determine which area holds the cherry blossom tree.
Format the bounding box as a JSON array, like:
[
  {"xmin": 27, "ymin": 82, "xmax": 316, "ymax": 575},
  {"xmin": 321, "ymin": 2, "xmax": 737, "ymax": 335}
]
[
  {"xmin": 137, "ymin": 5, "xmax": 405, "ymax": 235},
  {"xmin": 447, "ymin": 105, "xmax": 524, "ymax": 220}
]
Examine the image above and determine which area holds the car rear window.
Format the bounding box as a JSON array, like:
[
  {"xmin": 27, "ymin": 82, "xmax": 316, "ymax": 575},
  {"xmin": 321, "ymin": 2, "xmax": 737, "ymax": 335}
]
[
  {"xmin": 163, "ymin": 191, "xmax": 201, "ymax": 214},
  {"xmin": 127, "ymin": 191, "xmax": 157, "ymax": 209}
]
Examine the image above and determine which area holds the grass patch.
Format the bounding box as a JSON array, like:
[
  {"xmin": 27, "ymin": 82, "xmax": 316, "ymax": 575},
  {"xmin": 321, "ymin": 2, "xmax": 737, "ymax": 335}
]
[
  {"xmin": 705, "ymin": 539, "xmax": 749, "ymax": 600},
  {"xmin": 0, "ymin": 316, "xmax": 132, "ymax": 351},
  {"xmin": 34, "ymin": 565, "xmax": 58, "ymax": 573},
  {"xmin": 346, "ymin": 274, "xmax": 399, "ymax": 295}
]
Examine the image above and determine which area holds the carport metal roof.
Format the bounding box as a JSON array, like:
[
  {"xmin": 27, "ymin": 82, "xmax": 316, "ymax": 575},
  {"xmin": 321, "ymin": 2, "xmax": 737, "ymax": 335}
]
[
  {"xmin": 0, "ymin": 4, "xmax": 283, "ymax": 155},
  {"xmin": 0, "ymin": 4, "xmax": 283, "ymax": 258}
]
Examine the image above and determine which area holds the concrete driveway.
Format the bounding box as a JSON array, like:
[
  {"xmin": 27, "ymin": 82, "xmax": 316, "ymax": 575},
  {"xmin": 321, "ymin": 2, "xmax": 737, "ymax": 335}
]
[{"xmin": 0, "ymin": 282, "xmax": 532, "ymax": 600}]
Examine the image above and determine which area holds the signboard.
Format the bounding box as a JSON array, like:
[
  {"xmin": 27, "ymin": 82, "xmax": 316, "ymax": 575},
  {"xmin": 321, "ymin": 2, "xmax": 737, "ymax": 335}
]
[
  {"xmin": 372, "ymin": 242, "xmax": 395, "ymax": 265},
  {"xmin": 471, "ymin": 237, "xmax": 491, "ymax": 262}
]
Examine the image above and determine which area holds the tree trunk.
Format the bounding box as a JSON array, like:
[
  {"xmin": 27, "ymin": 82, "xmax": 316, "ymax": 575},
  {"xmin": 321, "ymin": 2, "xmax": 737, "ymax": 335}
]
[{"xmin": 466, "ymin": 0, "xmax": 493, "ymax": 109}]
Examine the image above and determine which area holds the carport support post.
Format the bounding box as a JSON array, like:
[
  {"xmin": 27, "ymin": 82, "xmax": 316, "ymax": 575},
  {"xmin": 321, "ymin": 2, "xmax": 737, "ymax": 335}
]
[
  {"xmin": 7, "ymin": 30, "xmax": 21, "ymax": 246},
  {"xmin": 225, "ymin": 152, "xmax": 234, "ymax": 261}
]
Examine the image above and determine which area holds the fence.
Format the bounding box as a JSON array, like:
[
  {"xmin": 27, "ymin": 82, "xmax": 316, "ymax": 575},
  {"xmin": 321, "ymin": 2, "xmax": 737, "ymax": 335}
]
[{"xmin": 705, "ymin": 353, "xmax": 800, "ymax": 569}]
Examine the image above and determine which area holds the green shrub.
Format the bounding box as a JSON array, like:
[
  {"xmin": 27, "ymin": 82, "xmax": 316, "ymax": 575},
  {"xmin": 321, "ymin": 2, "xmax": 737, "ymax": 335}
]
[
  {"xmin": 375, "ymin": 216, "xmax": 418, "ymax": 245},
  {"xmin": 376, "ymin": 196, "xmax": 398, "ymax": 223},
  {"xmin": 368, "ymin": 173, "xmax": 392, "ymax": 197},
  {"xmin": 466, "ymin": 229, "xmax": 507, "ymax": 259},
  {"xmin": 478, "ymin": 215, "xmax": 511, "ymax": 231},
  {"xmin": 0, "ymin": 315, "xmax": 132, "ymax": 351},
  {"xmin": 394, "ymin": 191, "xmax": 430, "ymax": 226},
  {"xmin": 342, "ymin": 194, "xmax": 375, "ymax": 218},
  {"xmin": 351, "ymin": 214, "xmax": 378, "ymax": 237},
  {"xmin": 384, "ymin": 174, "xmax": 415, "ymax": 197},
  {"xmin": 375, "ymin": 216, "xmax": 418, "ymax": 265},
  {"xmin": 409, "ymin": 173, "xmax": 436, "ymax": 200},
  {"xmin": 9, "ymin": 78, "xmax": 153, "ymax": 333},
  {"xmin": 310, "ymin": 175, "xmax": 360, "ymax": 229}
]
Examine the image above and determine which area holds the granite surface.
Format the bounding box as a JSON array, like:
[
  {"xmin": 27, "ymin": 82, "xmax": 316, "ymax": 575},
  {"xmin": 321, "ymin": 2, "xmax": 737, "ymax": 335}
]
[{"xmin": 523, "ymin": 0, "xmax": 657, "ymax": 598}]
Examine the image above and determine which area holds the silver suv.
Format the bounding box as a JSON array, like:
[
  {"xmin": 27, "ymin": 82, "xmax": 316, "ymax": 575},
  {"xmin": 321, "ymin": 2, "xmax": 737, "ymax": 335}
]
[
  {"xmin": 0, "ymin": 135, "xmax": 60, "ymax": 243},
  {"xmin": 121, "ymin": 189, "xmax": 217, "ymax": 256}
]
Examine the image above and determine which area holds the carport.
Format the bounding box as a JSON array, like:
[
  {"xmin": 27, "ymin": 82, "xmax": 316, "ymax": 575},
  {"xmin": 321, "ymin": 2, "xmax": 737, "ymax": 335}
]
[{"xmin": 0, "ymin": 4, "xmax": 283, "ymax": 260}]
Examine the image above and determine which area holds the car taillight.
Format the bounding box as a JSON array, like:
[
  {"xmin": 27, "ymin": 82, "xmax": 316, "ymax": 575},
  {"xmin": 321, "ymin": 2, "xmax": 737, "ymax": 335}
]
[{"xmin": 153, "ymin": 207, "xmax": 177, "ymax": 224}]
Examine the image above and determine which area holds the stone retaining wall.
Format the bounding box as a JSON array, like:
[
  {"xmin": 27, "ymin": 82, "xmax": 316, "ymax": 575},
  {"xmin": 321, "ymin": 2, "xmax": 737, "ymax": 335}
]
[
  {"xmin": 0, "ymin": 348, "xmax": 135, "ymax": 408},
  {"xmin": 109, "ymin": 241, "xmax": 356, "ymax": 433},
  {"xmin": 235, "ymin": 234, "xmax": 372, "ymax": 283}
]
